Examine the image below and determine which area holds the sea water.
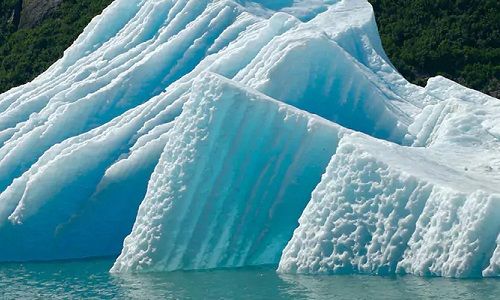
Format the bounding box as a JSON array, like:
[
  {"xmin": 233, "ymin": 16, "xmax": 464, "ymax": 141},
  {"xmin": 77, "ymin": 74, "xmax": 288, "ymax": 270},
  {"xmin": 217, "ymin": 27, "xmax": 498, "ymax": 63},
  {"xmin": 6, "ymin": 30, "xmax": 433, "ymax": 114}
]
[{"xmin": 0, "ymin": 258, "xmax": 498, "ymax": 299}]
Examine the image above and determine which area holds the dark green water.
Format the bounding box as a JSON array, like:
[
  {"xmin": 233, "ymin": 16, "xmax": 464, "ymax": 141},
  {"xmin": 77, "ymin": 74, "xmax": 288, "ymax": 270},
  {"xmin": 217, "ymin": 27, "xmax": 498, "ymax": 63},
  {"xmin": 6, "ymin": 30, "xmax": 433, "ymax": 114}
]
[{"xmin": 0, "ymin": 258, "xmax": 498, "ymax": 299}]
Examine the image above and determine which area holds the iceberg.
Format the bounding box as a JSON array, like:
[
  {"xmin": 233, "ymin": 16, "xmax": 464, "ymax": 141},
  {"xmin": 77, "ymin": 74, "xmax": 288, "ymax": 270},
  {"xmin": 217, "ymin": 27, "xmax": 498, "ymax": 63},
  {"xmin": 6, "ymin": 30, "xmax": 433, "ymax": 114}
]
[
  {"xmin": 112, "ymin": 72, "xmax": 346, "ymax": 272},
  {"xmin": 0, "ymin": 0, "xmax": 498, "ymax": 278},
  {"xmin": 278, "ymin": 134, "xmax": 500, "ymax": 278},
  {"xmin": 279, "ymin": 76, "xmax": 500, "ymax": 278}
]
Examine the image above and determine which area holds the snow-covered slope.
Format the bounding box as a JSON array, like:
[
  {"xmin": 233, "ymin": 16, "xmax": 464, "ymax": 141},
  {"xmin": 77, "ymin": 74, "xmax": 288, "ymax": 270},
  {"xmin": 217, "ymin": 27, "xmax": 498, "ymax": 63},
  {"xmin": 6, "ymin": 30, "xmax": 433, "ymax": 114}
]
[{"xmin": 0, "ymin": 0, "xmax": 498, "ymax": 278}]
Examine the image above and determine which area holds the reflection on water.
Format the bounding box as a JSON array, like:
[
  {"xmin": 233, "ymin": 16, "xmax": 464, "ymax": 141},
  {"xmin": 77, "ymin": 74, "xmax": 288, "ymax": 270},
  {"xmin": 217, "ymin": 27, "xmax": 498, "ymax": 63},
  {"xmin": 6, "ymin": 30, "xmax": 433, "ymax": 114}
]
[
  {"xmin": 0, "ymin": 258, "xmax": 498, "ymax": 299},
  {"xmin": 279, "ymin": 273, "xmax": 500, "ymax": 300}
]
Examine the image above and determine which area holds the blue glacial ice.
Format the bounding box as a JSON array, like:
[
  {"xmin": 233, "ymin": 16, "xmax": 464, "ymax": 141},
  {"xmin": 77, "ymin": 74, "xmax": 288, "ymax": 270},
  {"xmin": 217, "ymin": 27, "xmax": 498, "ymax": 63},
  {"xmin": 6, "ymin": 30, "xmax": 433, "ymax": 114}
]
[
  {"xmin": 111, "ymin": 73, "xmax": 347, "ymax": 272},
  {"xmin": 0, "ymin": 0, "xmax": 498, "ymax": 278}
]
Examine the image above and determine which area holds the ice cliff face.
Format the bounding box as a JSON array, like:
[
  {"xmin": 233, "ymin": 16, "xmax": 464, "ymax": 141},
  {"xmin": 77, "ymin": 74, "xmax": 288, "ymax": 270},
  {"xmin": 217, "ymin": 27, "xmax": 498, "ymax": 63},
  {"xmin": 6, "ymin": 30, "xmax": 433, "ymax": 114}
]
[{"xmin": 0, "ymin": 0, "xmax": 498, "ymax": 278}]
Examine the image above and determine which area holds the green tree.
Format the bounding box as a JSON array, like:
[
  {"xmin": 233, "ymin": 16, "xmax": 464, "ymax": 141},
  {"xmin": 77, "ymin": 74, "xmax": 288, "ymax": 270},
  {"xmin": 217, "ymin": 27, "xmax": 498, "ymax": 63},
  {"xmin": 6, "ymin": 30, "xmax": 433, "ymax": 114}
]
[
  {"xmin": 0, "ymin": 0, "xmax": 113, "ymax": 93},
  {"xmin": 369, "ymin": 0, "xmax": 499, "ymax": 97}
]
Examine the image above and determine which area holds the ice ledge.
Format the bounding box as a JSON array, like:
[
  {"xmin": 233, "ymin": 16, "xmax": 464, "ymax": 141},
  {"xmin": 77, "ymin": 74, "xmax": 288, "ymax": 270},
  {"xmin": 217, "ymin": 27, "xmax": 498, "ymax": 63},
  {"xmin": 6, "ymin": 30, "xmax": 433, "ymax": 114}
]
[
  {"xmin": 279, "ymin": 134, "xmax": 500, "ymax": 278},
  {"xmin": 111, "ymin": 72, "xmax": 347, "ymax": 272}
]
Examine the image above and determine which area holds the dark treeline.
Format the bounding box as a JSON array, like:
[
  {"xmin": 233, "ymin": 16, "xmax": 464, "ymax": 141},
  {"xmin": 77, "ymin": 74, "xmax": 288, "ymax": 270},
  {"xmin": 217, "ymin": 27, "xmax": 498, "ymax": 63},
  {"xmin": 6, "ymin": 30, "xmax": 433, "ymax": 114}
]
[
  {"xmin": 0, "ymin": 0, "xmax": 498, "ymax": 97},
  {"xmin": 369, "ymin": 0, "xmax": 499, "ymax": 97},
  {"xmin": 0, "ymin": 0, "xmax": 113, "ymax": 93}
]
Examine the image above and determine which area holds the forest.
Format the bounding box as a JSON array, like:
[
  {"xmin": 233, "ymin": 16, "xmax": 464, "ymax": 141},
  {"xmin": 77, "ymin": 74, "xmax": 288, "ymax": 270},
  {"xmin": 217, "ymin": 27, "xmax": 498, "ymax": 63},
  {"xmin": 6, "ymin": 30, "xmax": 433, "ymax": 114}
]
[{"xmin": 369, "ymin": 0, "xmax": 499, "ymax": 97}]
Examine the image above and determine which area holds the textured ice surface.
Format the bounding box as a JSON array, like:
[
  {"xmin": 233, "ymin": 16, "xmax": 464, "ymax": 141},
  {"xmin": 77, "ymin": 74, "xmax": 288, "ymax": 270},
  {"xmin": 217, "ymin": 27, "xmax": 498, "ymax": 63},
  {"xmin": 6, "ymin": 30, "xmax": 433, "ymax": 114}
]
[
  {"xmin": 0, "ymin": 0, "xmax": 498, "ymax": 278},
  {"xmin": 112, "ymin": 73, "xmax": 346, "ymax": 272},
  {"xmin": 278, "ymin": 134, "xmax": 500, "ymax": 278},
  {"xmin": 279, "ymin": 75, "xmax": 500, "ymax": 278}
]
